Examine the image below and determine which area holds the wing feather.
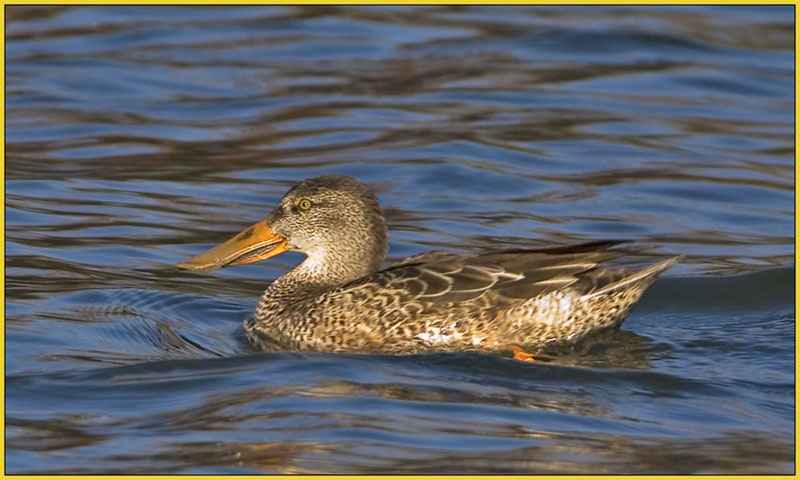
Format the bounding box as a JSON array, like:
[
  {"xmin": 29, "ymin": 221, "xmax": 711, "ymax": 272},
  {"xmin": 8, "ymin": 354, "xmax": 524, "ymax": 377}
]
[{"xmin": 337, "ymin": 241, "xmax": 625, "ymax": 305}]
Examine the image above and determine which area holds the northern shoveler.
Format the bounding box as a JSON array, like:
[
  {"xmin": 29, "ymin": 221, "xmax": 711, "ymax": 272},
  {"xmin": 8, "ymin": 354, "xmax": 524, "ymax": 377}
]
[{"xmin": 178, "ymin": 174, "xmax": 680, "ymax": 360}]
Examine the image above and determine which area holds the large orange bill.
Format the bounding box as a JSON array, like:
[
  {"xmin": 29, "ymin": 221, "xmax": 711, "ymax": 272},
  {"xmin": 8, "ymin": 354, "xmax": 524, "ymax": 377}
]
[{"xmin": 177, "ymin": 220, "xmax": 288, "ymax": 272}]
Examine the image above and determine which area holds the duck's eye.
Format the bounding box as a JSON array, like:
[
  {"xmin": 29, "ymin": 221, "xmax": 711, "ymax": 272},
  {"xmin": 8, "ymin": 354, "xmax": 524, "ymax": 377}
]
[{"xmin": 298, "ymin": 199, "xmax": 312, "ymax": 211}]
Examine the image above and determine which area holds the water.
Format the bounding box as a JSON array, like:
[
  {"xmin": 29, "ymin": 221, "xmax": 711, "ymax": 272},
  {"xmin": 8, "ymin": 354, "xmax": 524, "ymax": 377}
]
[{"xmin": 5, "ymin": 5, "xmax": 794, "ymax": 474}]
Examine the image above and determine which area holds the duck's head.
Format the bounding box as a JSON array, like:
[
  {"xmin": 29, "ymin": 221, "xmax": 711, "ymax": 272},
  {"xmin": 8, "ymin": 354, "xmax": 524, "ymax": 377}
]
[{"xmin": 178, "ymin": 174, "xmax": 388, "ymax": 282}]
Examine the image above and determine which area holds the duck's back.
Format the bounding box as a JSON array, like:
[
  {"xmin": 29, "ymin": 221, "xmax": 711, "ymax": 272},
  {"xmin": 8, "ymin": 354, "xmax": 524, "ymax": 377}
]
[{"xmin": 247, "ymin": 241, "xmax": 680, "ymax": 354}]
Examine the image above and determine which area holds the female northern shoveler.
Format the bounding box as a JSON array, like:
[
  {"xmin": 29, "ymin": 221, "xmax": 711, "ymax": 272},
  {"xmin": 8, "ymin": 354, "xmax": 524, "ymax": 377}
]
[{"xmin": 178, "ymin": 174, "xmax": 680, "ymax": 360}]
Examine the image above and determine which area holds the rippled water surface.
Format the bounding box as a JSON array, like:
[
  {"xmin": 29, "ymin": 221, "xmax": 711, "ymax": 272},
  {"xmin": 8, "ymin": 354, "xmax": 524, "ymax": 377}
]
[{"xmin": 5, "ymin": 6, "xmax": 795, "ymax": 474}]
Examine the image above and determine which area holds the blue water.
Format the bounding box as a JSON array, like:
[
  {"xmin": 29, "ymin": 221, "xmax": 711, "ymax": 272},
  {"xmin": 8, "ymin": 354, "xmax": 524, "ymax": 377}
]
[{"xmin": 5, "ymin": 5, "xmax": 794, "ymax": 474}]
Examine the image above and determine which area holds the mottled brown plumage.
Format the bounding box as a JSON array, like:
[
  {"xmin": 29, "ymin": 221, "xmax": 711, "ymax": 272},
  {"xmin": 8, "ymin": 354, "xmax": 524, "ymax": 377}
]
[{"xmin": 178, "ymin": 174, "xmax": 681, "ymax": 357}]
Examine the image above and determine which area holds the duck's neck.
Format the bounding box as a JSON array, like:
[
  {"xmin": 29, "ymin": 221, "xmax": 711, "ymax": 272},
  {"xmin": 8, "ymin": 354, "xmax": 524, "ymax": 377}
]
[{"xmin": 262, "ymin": 235, "xmax": 388, "ymax": 305}]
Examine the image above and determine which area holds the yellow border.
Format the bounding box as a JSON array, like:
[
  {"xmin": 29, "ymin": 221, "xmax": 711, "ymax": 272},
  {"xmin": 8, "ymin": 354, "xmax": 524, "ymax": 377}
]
[
  {"xmin": 1, "ymin": 0, "xmax": 798, "ymax": 3},
  {"xmin": 794, "ymin": 2, "xmax": 799, "ymax": 477},
  {"xmin": 2, "ymin": 2, "xmax": 797, "ymax": 479},
  {"xmin": 1, "ymin": 4, "xmax": 5, "ymax": 479}
]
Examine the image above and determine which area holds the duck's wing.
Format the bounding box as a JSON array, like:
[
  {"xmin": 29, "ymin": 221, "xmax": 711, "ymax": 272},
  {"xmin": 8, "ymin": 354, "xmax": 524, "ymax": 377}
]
[{"xmin": 339, "ymin": 241, "xmax": 627, "ymax": 304}]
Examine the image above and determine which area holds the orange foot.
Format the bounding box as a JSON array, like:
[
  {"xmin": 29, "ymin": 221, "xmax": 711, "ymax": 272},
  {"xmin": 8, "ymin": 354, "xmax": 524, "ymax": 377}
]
[{"xmin": 506, "ymin": 345, "xmax": 536, "ymax": 362}]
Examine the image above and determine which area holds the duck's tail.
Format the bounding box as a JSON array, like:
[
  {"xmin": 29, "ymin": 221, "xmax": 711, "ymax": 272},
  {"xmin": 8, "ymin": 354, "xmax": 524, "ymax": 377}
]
[{"xmin": 581, "ymin": 255, "xmax": 683, "ymax": 299}]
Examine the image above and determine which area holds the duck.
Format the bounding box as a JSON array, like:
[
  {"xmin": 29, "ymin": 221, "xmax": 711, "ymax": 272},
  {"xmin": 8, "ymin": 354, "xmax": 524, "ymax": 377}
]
[{"xmin": 178, "ymin": 174, "xmax": 681, "ymax": 361}]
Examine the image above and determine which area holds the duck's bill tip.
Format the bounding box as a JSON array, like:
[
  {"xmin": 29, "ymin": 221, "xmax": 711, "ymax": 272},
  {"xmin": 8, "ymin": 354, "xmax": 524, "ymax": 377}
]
[
  {"xmin": 176, "ymin": 221, "xmax": 289, "ymax": 272},
  {"xmin": 176, "ymin": 258, "xmax": 223, "ymax": 272}
]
